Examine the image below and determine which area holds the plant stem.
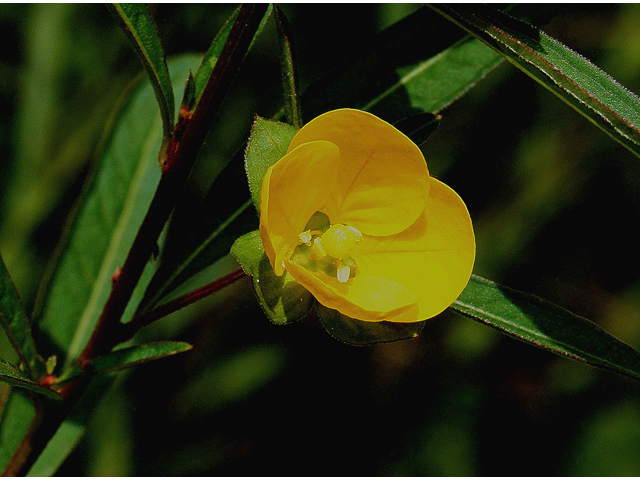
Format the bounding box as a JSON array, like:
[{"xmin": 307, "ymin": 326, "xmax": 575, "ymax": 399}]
[
  {"xmin": 5, "ymin": 4, "xmax": 269, "ymax": 475},
  {"xmin": 120, "ymin": 268, "xmax": 247, "ymax": 340},
  {"xmin": 77, "ymin": 3, "xmax": 268, "ymax": 365}
]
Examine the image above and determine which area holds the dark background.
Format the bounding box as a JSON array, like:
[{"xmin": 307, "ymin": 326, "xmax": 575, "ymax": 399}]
[{"xmin": 1, "ymin": 3, "xmax": 640, "ymax": 475}]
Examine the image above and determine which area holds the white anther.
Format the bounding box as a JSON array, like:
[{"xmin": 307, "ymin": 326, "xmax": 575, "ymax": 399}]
[
  {"xmin": 313, "ymin": 237, "xmax": 326, "ymax": 257},
  {"xmin": 336, "ymin": 264, "xmax": 351, "ymax": 284},
  {"xmin": 346, "ymin": 225, "xmax": 363, "ymax": 241},
  {"xmin": 298, "ymin": 230, "xmax": 312, "ymax": 245}
]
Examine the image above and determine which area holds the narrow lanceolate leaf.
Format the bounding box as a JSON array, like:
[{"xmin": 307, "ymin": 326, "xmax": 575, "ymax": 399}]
[
  {"xmin": 110, "ymin": 4, "xmax": 175, "ymax": 139},
  {"xmin": 0, "ymin": 254, "xmax": 41, "ymax": 378},
  {"xmin": 57, "ymin": 342, "xmax": 192, "ymax": 384},
  {"xmin": 274, "ymin": 6, "xmax": 302, "ymax": 128},
  {"xmin": 451, "ymin": 275, "xmax": 640, "ymax": 380},
  {"xmin": 430, "ymin": 4, "xmax": 640, "ymax": 158},
  {"xmin": 303, "ymin": 5, "xmax": 561, "ymax": 124},
  {"xmin": 192, "ymin": 6, "xmax": 239, "ymax": 108},
  {"xmin": 192, "ymin": 4, "xmax": 272, "ymax": 109},
  {"xmin": 34, "ymin": 56, "xmax": 201, "ymax": 368},
  {"xmin": 0, "ymin": 391, "xmax": 35, "ymax": 474},
  {"xmin": 90, "ymin": 341, "xmax": 192, "ymax": 374},
  {"xmin": 0, "ymin": 359, "xmax": 60, "ymax": 400}
]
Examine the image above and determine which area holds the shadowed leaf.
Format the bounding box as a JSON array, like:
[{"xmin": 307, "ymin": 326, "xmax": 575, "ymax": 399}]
[
  {"xmin": 452, "ymin": 275, "xmax": 640, "ymax": 380},
  {"xmin": 0, "ymin": 255, "xmax": 42, "ymax": 377},
  {"xmin": 110, "ymin": 3, "xmax": 175, "ymax": 139},
  {"xmin": 431, "ymin": 3, "xmax": 640, "ymax": 158}
]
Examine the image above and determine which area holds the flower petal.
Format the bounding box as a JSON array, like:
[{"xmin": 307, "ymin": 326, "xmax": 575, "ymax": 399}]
[
  {"xmin": 286, "ymin": 262, "xmax": 419, "ymax": 322},
  {"xmin": 260, "ymin": 140, "xmax": 340, "ymax": 276},
  {"xmin": 352, "ymin": 178, "xmax": 475, "ymax": 322},
  {"xmin": 287, "ymin": 109, "xmax": 429, "ymax": 237}
]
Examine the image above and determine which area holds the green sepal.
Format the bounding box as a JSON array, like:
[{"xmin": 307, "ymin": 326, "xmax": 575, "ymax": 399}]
[
  {"xmin": 316, "ymin": 303, "xmax": 426, "ymax": 346},
  {"xmin": 245, "ymin": 116, "xmax": 298, "ymax": 212},
  {"xmin": 231, "ymin": 230, "xmax": 314, "ymax": 325}
]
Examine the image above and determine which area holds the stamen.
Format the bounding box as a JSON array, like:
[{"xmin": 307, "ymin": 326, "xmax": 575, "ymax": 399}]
[
  {"xmin": 313, "ymin": 237, "xmax": 326, "ymax": 257},
  {"xmin": 336, "ymin": 264, "xmax": 351, "ymax": 284},
  {"xmin": 346, "ymin": 225, "xmax": 363, "ymax": 240},
  {"xmin": 298, "ymin": 230, "xmax": 312, "ymax": 245}
]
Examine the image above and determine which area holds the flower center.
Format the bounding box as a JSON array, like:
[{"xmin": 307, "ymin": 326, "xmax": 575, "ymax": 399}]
[{"xmin": 291, "ymin": 212, "xmax": 362, "ymax": 284}]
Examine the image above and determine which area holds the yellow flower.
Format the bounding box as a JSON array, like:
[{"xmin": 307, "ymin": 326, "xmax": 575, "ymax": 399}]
[{"xmin": 259, "ymin": 108, "xmax": 475, "ymax": 322}]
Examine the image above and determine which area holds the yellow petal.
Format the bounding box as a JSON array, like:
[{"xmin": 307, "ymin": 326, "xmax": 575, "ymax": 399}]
[
  {"xmin": 260, "ymin": 140, "xmax": 340, "ymax": 276},
  {"xmin": 287, "ymin": 109, "xmax": 429, "ymax": 237},
  {"xmin": 352, "ymin": 178, "xmax": 475, "ymax": 322},
  {"xmin": 286, "ymin": 261, "xmax": 418, "ymax": 322}
]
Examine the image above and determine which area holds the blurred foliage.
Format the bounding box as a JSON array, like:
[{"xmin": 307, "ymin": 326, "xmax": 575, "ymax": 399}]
[{"xmin": 1, "ymin": 3, "xmax": 640, "ymax": 476}]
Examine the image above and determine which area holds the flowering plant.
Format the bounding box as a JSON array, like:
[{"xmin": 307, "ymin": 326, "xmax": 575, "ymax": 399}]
[
  {"xmin": 4, "ymin": 4, "xmax": 640, "ymax": 476},
  {"xmin": 252, "ymin": 108, "xmax": 475, "ymax": 328}
]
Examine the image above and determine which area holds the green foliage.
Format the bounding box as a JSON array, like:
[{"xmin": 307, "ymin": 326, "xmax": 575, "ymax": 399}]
[
  {"xmin": 0, "ymin": 255, "xmax": 41, "ymax": 377},
  {"xmin": 432, "ymin": 4, "xmax": 640, "ymax": 158},
  {"xmin": 110, "ymin": 4, "xmax": 175, "ymax": 139},
  {"xmin": 34, "ymin": 56, "xmax": 200, "ymax": 368},
  {"xmin": 0, "ymin": 360, "xmax": 60, "ymax": 400},
  {"xmin": 453, "ymin": 275, "xmax": 640, "ymax": 380},
  {"xmin": 274, "ymin": 6, "xmax": 302, "ymax": 128},
  {"xmin": 0, "ymin": 392, "xmax": 35, "ymax": 470},
  {"xmin": 3, "ymin": 3, "xmax": 640, "ymax": 477},
  {"xmin": 58, "ymin": 341, "xmax": 192, "ymax": 384}
]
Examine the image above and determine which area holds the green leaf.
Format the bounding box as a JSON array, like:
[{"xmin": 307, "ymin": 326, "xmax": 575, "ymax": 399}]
[
  {"xmin": 364, "ymin": 34, "xmax": 503, "ymax": 122},
  {"xmin": 430, "ymin": 4, "xmax": 640, "ymax": 158},
  {"xmin": 231, "ymin": 230, "xmax": 314, "ymax": 325},
  {"xmin": 110, "ymin": 4, "xmax": 175, "ymax": 139},
  {"xmin": 33, "ymin": 56, "xmax": 201, "ymax": 368},
  {"xmin": 58, "ymin": 342, "xmax": 192, "ymax": 384},
  {"xmin": 0, "ymin": 391, "xmax": 35, "ymax": 474},
  {"xmin": 317, "ymin": 303, "xmax": 426, "ymax": 346},
  {"xmin": 0, "ymin": 360, "xmax": 60, "ymax": 401},
  {"xmin": 192, "ymin": 6, "xmax": 239, "ymax": 107},
  {"xmin": 90, "ymin": 341, "xmax": 192, "ymax": 375},
  {"xmin": 274, "ymin": 6, "xmax": 302, "ymax": 128},
  {"xmin": 302, "ymin": 5, "xmax": 562, "ymax": 124},
  {"xmin": 27, "ymin": 417, "xmax": 84, "ymax": 477},
  {"xmin": 301, "ymin": 6, "xmax": 500, "ymax": 124},
  {"xmin": 136, "ymin": 7, "xmax": 275, "ymax": 312},
  {"xmin": 451, "ymin": 275, "xmax": 640, "ymax": 380},
  {"xmin": 26, "ymin": 374, "xmax": 114, "ymax": 477},
  {"xmin": 192, "ymin": 4, "xmax": 272, "ymax": 109},
  {"xmin": 246, "ymin": 116, "xmax": 298, "ymax": 211},
  {"xmin": 0, "ymin": 254, "xmax": 41, "ymax": 377}
]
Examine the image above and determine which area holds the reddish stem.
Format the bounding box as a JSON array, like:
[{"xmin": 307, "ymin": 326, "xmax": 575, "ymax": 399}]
[
  {"xmin": 5, "ymin": 5, "xmax": 268, "ymax": 476},
  {"xmin": 120, "ymin": 268, "xmax": 247, "ymax": 339}
]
